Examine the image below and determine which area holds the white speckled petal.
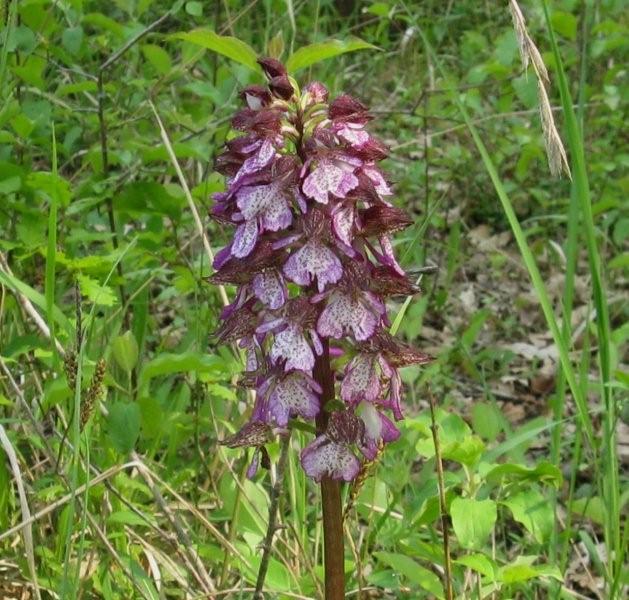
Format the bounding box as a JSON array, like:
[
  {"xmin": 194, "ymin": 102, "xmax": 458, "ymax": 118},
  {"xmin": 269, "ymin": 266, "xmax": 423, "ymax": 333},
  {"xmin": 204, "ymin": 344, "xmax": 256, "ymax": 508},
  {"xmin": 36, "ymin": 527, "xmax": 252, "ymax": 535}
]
[
  {"xmin": 317, "ymin": 291, "xmax": 378, "ymax": 341},
  {"xmin": 232, "ymin": 219, "xmax": 258, "ymax": 258},
  {"xmin": 261, "ymin": 195, "xmax": 292, "ymax": 231},
  {"xmin": 341, "ymin": 354, "xmax": 380, "ymax": 404},
  {"xmin": 363, "ymin": 165, "xmax": 392, "ymax": 196},
  {"xmin": 252, "ymin": 270, "xmax": 287, "ymax": 309},
  {"xmin": 268, "ymin": 371, "xmax": 320, "ymax": 426},
  {"xmin": 233, "ymin": 139, "xmax": 275, "ymax": 183},
  {"xmin": 283, "ymin": 240, "xmax": 343, "ymax": 292},
  {"xmin": 301, "ymin": 436, "xmax": 360, "ymax": 482},
  {"xmin": 236, "ymin": 183, "xmax": 277, "ymax": 220},
  {"xmin": 270, "ymin": 325, "xmax": 315, "ymax": 372},
  {"xmin": 302, "ymin": 159, "xmax": 359, "ymax": 204},
  {"xmin": 332, "ymin": 205, "xmax": 355, "ymax": 246},
  {"xmin": 336, "ymin": 125, "xmax": 370, "ymax": 147}
]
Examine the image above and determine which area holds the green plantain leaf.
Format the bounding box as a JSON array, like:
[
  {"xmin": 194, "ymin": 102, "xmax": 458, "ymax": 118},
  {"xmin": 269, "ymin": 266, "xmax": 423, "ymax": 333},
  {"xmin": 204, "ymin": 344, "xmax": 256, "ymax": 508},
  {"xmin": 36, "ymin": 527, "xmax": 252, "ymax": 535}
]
[
  {"xmin": 172, "ymin": 29, "xmax": 259, "ymax": 71},
  {"xmin": 286, "ymin": 37, "xmax": 378, "ymax": 72}
]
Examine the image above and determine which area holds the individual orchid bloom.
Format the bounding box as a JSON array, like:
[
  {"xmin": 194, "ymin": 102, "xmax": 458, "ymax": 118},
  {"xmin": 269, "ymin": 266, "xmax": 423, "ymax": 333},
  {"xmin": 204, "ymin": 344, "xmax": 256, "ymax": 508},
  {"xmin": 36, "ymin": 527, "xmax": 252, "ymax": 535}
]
[
  {"xmin": 302, "ymin": 153, "xmax": 362, "ymax": 204},
  {"xmin": 301, "ymin": 411, "xmax": 364, "ymax": 482},
  {"xmin": 283, "ymin": 238, "xmax": 343, "ymax": 292},
  {"xmin": 211, "ymin": 57, "xmax": 431, "ymax": 483},
  {"xmin": 316, "ymin": 287, "xmax": 385, "ymax": 341},
  {"xmin": 252, "ymin": 269, "xmax": 287, "ymax": 309},
  {"xmin": 257, "ymin": 370, "xmax": 322, "ymax": 427}
]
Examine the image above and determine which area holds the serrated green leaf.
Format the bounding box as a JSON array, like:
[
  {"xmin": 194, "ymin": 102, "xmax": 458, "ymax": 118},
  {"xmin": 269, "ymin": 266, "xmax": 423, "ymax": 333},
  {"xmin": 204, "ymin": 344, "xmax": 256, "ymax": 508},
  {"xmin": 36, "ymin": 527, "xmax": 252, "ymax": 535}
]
[
  {"xmin": 286, "ymin": 37, "xmax": 378, "ymax": 72},
  {"xmin": 172, "ymin": 29, "xmax": 259, "ymax": 71},
  {"xmin": 78, "ymin": 274, "xmax": 118, "ymax": 306}
]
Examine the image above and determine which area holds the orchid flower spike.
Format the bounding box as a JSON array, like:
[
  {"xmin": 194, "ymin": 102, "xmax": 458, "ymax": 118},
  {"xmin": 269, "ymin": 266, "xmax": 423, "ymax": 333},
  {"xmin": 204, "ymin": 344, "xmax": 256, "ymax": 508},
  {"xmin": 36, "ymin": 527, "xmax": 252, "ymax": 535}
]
[{"xmin": 213, "ymin": 57, "xmax": 431, "ymax": 482}]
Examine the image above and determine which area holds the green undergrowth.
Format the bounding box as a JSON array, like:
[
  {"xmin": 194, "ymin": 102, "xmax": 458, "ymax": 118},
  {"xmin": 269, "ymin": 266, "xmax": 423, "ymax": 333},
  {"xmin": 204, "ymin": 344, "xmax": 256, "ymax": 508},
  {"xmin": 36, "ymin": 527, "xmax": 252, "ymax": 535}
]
[{"xmin": 0, "ymin": 1, "xmax": 627, "ymax": 598}]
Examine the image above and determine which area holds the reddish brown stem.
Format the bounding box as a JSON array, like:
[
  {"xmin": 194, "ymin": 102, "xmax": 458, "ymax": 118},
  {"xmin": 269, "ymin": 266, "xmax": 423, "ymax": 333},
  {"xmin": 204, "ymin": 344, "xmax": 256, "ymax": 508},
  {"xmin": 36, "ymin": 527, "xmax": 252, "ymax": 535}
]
[{"xmin": 314, "ymin": 340, "xmax": 345, "ymax": 599}]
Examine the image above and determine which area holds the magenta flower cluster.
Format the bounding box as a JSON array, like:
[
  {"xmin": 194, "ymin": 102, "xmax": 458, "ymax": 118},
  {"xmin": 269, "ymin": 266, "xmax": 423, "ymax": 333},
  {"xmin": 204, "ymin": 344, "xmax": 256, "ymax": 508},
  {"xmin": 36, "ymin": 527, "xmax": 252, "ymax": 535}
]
[{"xmin": 212, "ymin": 58, "xmax": 430, "ymax": 482}]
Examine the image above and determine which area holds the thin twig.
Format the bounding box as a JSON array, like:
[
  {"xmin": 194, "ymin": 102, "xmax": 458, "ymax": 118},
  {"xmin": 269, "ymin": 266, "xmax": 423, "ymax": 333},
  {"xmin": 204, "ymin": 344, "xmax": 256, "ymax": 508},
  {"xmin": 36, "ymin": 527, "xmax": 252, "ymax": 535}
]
[
  {"xmin": 149, "ymin": 100, "xmax": 230, "ymax": 308},
  {"xmin": 131, "ymin": 451, "xmax": 216, "ymax": 595},
  {"xmin": 0, "ymin": 253, "xmax": 66, "ymax": 356},
  {"xmin": 0, "ymin": 424, "xmax": 42, "ymax": 600},
  {"xmin": 429, "ymin": 389, "xmax": 453, "ymax": 600},
  {"xmin": 254, "ymin": 434, "xmax": 292, "ymax": 599}
]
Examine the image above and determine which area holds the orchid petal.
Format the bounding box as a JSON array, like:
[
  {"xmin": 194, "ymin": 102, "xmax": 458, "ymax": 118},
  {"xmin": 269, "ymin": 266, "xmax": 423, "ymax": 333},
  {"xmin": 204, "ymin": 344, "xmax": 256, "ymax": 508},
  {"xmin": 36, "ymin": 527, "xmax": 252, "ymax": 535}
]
[{"xmin": 301, "ymin": 436, "xmax": 360, "ymax": 482}]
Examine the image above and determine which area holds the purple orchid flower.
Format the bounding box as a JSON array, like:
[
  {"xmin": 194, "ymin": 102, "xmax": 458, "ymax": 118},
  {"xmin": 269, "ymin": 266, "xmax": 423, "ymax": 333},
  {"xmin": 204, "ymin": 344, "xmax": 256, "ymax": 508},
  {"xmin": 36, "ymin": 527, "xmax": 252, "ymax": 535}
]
[{"xmin": 214, "ymin": 57, "xmax": 431, "ymax": 481}]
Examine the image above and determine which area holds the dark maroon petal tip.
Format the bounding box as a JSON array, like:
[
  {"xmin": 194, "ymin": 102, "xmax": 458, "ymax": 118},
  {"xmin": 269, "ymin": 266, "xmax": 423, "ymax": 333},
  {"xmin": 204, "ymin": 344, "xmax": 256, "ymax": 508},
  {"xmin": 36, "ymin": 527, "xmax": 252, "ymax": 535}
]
[
  {"xmin": 257, "ymin": 57, "xmax": 287, "ymax": 78},
  {"xmin": 269, "ymin": 75, "xmax": 294, "ymax": 100}
]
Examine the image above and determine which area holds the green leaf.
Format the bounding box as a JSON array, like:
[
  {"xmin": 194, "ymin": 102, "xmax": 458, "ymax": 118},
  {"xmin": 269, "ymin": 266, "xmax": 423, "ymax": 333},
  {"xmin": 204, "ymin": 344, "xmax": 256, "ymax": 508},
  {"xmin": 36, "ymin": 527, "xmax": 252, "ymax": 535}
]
[
  {"xmin": 374, "ymin": 552, "xmax": 443, "ymax": 598},
  {"xmin": 172, "ymin": 29, "xmax": 259, "ymax": 71},
  {"xmin": 106, "ymin": 402, "xmax": 141, "ymax": 454},
  {"xmin": 112, "ymin": 331, "xmax": 139, "ymax": 373},
  {"xmin": 139, "ymin": 352, "xmax": 231, "ymax": 393},
  {"xmin": 484, "ymin": 461, "xmax": 563, "ymax": 488},
  {"xmin": 286, "ymin": 37, "xmax": 378, "ymax": 72},
  {"xmin": 114, "ymin": 181, "xmax": 183, "ymax": 218},
  {"xmin": 499, "ymin": 556, "xmax": 562, "ymax": 584},
  {"xmin": 185, "ymin": 1, "xmax": 203, "ymax": 16},
  {"xmin": 450, "ymin": 497, "xmax": 497, "ymax": 550},
  {"xmin": 62, "ymin": 26, "xmax": 84, "ymax": 55},
  {"xmin": 107, "ymin": 510, "xmax": 153, "ymax": 527},
  {"xmin": 77, "ymin": 274, "xmax": 118, "ymax": 307},
  {"xmin": 551, "ymin": 10, "xmax": 578, "ymax": 40},
  {"xmin": 454, "ymin": 553, "xmax": 496, "ymax": 579},
  {"xmin": 142, "ymin": 44, "xmax": 173, "ymax": 75},
  {"xmin": 502, "ymin": 488, "xmax": 553, "ymax": 543},
  {"xmin": 471, "ymin": 402, "xmax": 504, "ymax": 441},
  {"xmin": 571, "ymin": 496, "xmax": 606, "ymax": 526}
]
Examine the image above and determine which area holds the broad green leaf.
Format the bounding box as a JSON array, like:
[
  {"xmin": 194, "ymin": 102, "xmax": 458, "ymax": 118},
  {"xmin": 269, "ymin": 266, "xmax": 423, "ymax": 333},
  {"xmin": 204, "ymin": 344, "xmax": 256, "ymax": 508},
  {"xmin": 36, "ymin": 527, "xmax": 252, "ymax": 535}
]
[
  {"xmin": 172, "ymin": 29, "xmax": 259, "ymax": 71},
  {"xmin": 374, "ymin": 552, "xmax": 443, "ymax": 598},
  {"xmin": 112, "ymin": 331, "xmax": 139, "ymax": 373},
  {"xmin": 141, "ymin": 44, "xmax": 172, "ymax": 75},
  {"xmin": 62, "ymin": 26, "xmax": 83, "ymax": 55},
  {"xmin": 571, "ymin": 496, "xmax": 606, "ymax": 526},
  {"xmin": 551, "ymin": 10, "xmax": 578, "ymax": 40},
  {"xmin": 499, "ymin": 555, "xmax": 562, "ymax": 584},
  {"xmin": 106, "ymin": 402, "xmax": 141, "ymax": 454},
  {"xmin": 471, "ymin": 402, "xmax": 505, "ymax": 441},
  {"xmin": 138, "ymin": 395, "xmax": 163, "ymax": 439},
  {"xmin": 455, "ymin": 553, "xmax": 496, "ymax": 579},
  {"xmin": 114, "ymin": 181, "xmax": 184, "ymax": 218},
  {"xmin": 484, "ymin": 462, "xmax": 562, "ymax": 488},
  {"xmin": 139, "ymin": 352, "xmax": 231, "ymax": 392},
  {"xmin": 107, "ymin": 510, "xmax": 153, "ymax": 528},
  {"xmin": 502, "ymin": 488, "xmax": 553, "ymax": 543},
  {"xmin": 286, "ymin": 37, "xmax": 378, "ymax": 72},
  {"xmin": 450, "ymin": 497, "xmax": 497, "ymax": 550}
]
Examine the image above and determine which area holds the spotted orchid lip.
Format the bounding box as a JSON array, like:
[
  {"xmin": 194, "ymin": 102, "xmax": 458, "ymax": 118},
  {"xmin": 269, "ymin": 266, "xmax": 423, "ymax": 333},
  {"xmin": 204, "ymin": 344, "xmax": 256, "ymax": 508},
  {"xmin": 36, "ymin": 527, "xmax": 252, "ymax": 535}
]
[{"xmin": 211, "ymin": 58, "xmax": 431, "ymax": 482}]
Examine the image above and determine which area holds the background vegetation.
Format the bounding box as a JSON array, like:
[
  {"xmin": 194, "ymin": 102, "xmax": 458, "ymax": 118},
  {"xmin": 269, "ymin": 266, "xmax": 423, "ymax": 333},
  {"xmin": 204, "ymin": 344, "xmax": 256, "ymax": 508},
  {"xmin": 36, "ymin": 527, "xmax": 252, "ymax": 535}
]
[{"xmin": 0, "ymin": 0, "xmax": 627, "ymax": 598}]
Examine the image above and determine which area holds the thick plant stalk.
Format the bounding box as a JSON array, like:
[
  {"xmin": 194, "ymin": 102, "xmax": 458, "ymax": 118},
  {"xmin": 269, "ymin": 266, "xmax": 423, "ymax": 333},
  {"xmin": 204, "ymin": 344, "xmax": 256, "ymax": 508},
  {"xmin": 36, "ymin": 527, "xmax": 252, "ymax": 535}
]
[{"xmin": 314, "ymin": 341, "xmax": 345, "ymax": 598}]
